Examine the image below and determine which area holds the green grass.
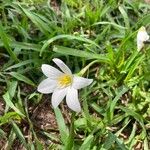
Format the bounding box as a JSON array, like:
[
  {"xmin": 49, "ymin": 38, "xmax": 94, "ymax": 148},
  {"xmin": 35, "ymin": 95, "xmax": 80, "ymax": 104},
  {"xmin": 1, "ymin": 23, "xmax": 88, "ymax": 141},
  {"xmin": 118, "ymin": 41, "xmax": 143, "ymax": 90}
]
[{"xmin": 0, "ymin": 0, "xmax": 150, "ymax": 149}]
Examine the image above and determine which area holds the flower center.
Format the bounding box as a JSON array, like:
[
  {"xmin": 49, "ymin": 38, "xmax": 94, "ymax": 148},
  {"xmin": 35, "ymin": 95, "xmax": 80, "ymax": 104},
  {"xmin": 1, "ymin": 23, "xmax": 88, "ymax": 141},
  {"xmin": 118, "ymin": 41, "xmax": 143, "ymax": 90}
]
[{"xmin": 58, "ymin": 74, "xmax": 72, "ymax": 88}]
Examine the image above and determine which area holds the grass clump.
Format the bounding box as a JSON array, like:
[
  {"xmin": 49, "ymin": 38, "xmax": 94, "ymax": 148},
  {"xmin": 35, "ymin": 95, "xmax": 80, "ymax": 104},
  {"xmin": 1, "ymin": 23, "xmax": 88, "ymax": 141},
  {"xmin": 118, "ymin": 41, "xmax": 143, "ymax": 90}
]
[{"xmin": 0, "ymin": 0, "xmax": 150, "ymax": 149}]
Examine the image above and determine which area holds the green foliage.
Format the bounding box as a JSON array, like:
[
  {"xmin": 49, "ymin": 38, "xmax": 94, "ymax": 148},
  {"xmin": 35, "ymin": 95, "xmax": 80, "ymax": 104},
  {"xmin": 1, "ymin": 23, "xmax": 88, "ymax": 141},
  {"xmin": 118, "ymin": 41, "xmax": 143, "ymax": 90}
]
[{"xmin": 0, "ymin": 0, "xmax": 150, "ymax": 149}]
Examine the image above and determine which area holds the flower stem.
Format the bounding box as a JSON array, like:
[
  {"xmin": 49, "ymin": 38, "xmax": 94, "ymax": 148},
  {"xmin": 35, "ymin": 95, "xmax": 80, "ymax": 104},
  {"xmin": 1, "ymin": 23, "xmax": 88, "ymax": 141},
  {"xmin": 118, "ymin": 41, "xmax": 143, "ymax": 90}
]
[
  {"xmin": 77, "ymin": 60, "xmax": 99, "ymax": 76},
  {"xmin": 65, "ymin": 111, "xmax": 75, "ymax": 150}
]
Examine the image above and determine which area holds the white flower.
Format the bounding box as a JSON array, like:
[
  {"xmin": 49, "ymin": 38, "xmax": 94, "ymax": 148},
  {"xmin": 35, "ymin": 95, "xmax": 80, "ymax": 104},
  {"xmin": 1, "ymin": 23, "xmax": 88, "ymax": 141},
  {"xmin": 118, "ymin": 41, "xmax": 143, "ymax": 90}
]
[
  {"xmin": 37, "ymin": 58, "xmax": 93, "ymax": 112},
  {"xmin": 137, "ymin": 26, "xmax": 149, "ymax": 51}
]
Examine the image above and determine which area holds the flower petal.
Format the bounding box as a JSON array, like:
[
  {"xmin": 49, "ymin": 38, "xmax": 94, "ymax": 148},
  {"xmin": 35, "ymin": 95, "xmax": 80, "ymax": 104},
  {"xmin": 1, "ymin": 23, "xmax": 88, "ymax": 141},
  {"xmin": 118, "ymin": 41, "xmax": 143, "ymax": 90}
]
[
  {"xmin": 137, "ymin": 26, "xmax": 149, "ymax": 51},
  {"xmin": 37, "ymin": 78, "xmax": 57, "ymax": 94},
  {"xmin": 72, "ymin": 76, "xmax": 93, "ymax": 89},
  {"xmin": 51, "ymin": 87, "xmax": 68, "ymax": 108},
  {"xmin": 66, "ymin": 88, "xmax": 81, "ymax": 112},
  {"xmin": 52, "ymin": 58, "xmax": 72, "ymax": 74},
  {"xmin": 137, "ymin": 41, "xmax": 144, "ymax": 52},
  {"xmin": 137, "ymin": 26, "xmax": 149, "ymax": 42},
  {"xmin": 42, "ymin": 64, "xmax": 63, "ymax": 79}
]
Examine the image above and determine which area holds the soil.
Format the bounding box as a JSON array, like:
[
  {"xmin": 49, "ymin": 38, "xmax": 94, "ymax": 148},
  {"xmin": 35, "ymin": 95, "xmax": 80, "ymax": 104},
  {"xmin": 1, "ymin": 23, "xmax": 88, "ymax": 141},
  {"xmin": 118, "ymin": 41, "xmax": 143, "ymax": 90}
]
[{"xmin": 31, "ymin": 96, "xmax": 58, "ymax": 130}]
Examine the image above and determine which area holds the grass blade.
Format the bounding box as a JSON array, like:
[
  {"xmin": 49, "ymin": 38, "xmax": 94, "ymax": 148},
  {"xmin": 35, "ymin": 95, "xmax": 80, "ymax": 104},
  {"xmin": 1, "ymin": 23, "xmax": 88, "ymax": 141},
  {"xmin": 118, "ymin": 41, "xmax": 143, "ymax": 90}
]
[
  {"xmin": 3, "ymin": 92, "xmax": 25, "ymax": 117},
  {"xmin": 53, "ymin": 45, "xmax": 109, "ymax": 63},
  {"xmin": 40, "ymin": 34, "xmax": 101, "ymax": 56},
  {"xmin": 79, "ymin": 134, "xmax": 94, "ymax": 150},
  {"xmin": 9, "ymin": 72, "xmax": 35, "ymax": 86},
  {"xmin": 0, "ymin": 22, "xmax": 19, "ymax": 62},
  {"xmin": 54, "ymin": 108, "xmax": 69, "ymax": 145},
  {"xmin": 11, "ymin": 121, "xmax": 28, "ymax": 149}
]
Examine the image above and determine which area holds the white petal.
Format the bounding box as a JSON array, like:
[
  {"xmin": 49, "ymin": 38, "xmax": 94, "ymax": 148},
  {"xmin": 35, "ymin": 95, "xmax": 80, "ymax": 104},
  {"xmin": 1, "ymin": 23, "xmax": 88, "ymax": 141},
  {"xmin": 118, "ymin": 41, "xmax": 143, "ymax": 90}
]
[
  {"xmin": 51, "ymin": 87, "xmax": 68, "ymax": 108},
  {"xmin": 137, "ymin": 41, "xmax": 144, "ymax": 52},
  {"xmin": 66, "ymin": 88, "xmax": 81, "ymax": 112},
  {"xmin": 52, "ymin": 58, "xmax": 72, "ymax": 74},
  {"xmin": 37, "ymin": 78, "xmax": 57, "ymax": 94},
  {"xmin": 137, "ymin": 26, "xmax": 149, "ymax": 51},
  {"xmin": 137, "ymin": 26, "xmax": 149, "ymax": 42},
  {"xmin": 72, "ymin": 75, "xmax": 93, "ymax": 89},
  {"xmin": 42, "ymin": 64, "xmax": 63, "ymax": 79}
]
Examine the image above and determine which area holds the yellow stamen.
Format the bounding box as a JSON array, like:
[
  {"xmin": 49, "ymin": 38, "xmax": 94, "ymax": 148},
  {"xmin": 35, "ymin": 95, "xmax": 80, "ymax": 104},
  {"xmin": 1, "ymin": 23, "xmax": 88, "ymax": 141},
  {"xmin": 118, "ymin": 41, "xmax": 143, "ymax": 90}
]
[{"xmin": 58, "ymin": 74, "xmax": 72, "ymax": 87}]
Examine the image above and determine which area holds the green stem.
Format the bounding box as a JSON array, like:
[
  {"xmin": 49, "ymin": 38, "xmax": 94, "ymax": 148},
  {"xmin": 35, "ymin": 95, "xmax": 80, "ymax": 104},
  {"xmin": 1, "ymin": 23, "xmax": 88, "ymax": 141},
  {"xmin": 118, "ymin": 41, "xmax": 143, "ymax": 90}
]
[
  {"xmin": 77, "ymin": 60, "xmax": 99, "ymax": 76},
  {"xmin": 65, "ymin": 111, "xmax": 75, "ymax": 150}
]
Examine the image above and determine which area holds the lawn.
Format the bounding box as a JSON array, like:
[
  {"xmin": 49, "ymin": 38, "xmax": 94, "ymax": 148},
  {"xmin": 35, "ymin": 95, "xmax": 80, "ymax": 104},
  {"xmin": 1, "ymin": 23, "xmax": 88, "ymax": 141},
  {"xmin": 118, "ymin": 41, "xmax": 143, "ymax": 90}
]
[{"xmin": 0, "ymin": 0, "xmax": 150, "ymax": 149}]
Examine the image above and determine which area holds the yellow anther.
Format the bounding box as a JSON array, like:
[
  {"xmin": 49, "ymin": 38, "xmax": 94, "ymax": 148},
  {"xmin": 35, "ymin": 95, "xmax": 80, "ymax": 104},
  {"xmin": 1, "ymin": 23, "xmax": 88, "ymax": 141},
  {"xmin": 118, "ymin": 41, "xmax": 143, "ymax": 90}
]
[{"xmin": 58, "ymin": 74, "xmax": 72, "ymax": 87}]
